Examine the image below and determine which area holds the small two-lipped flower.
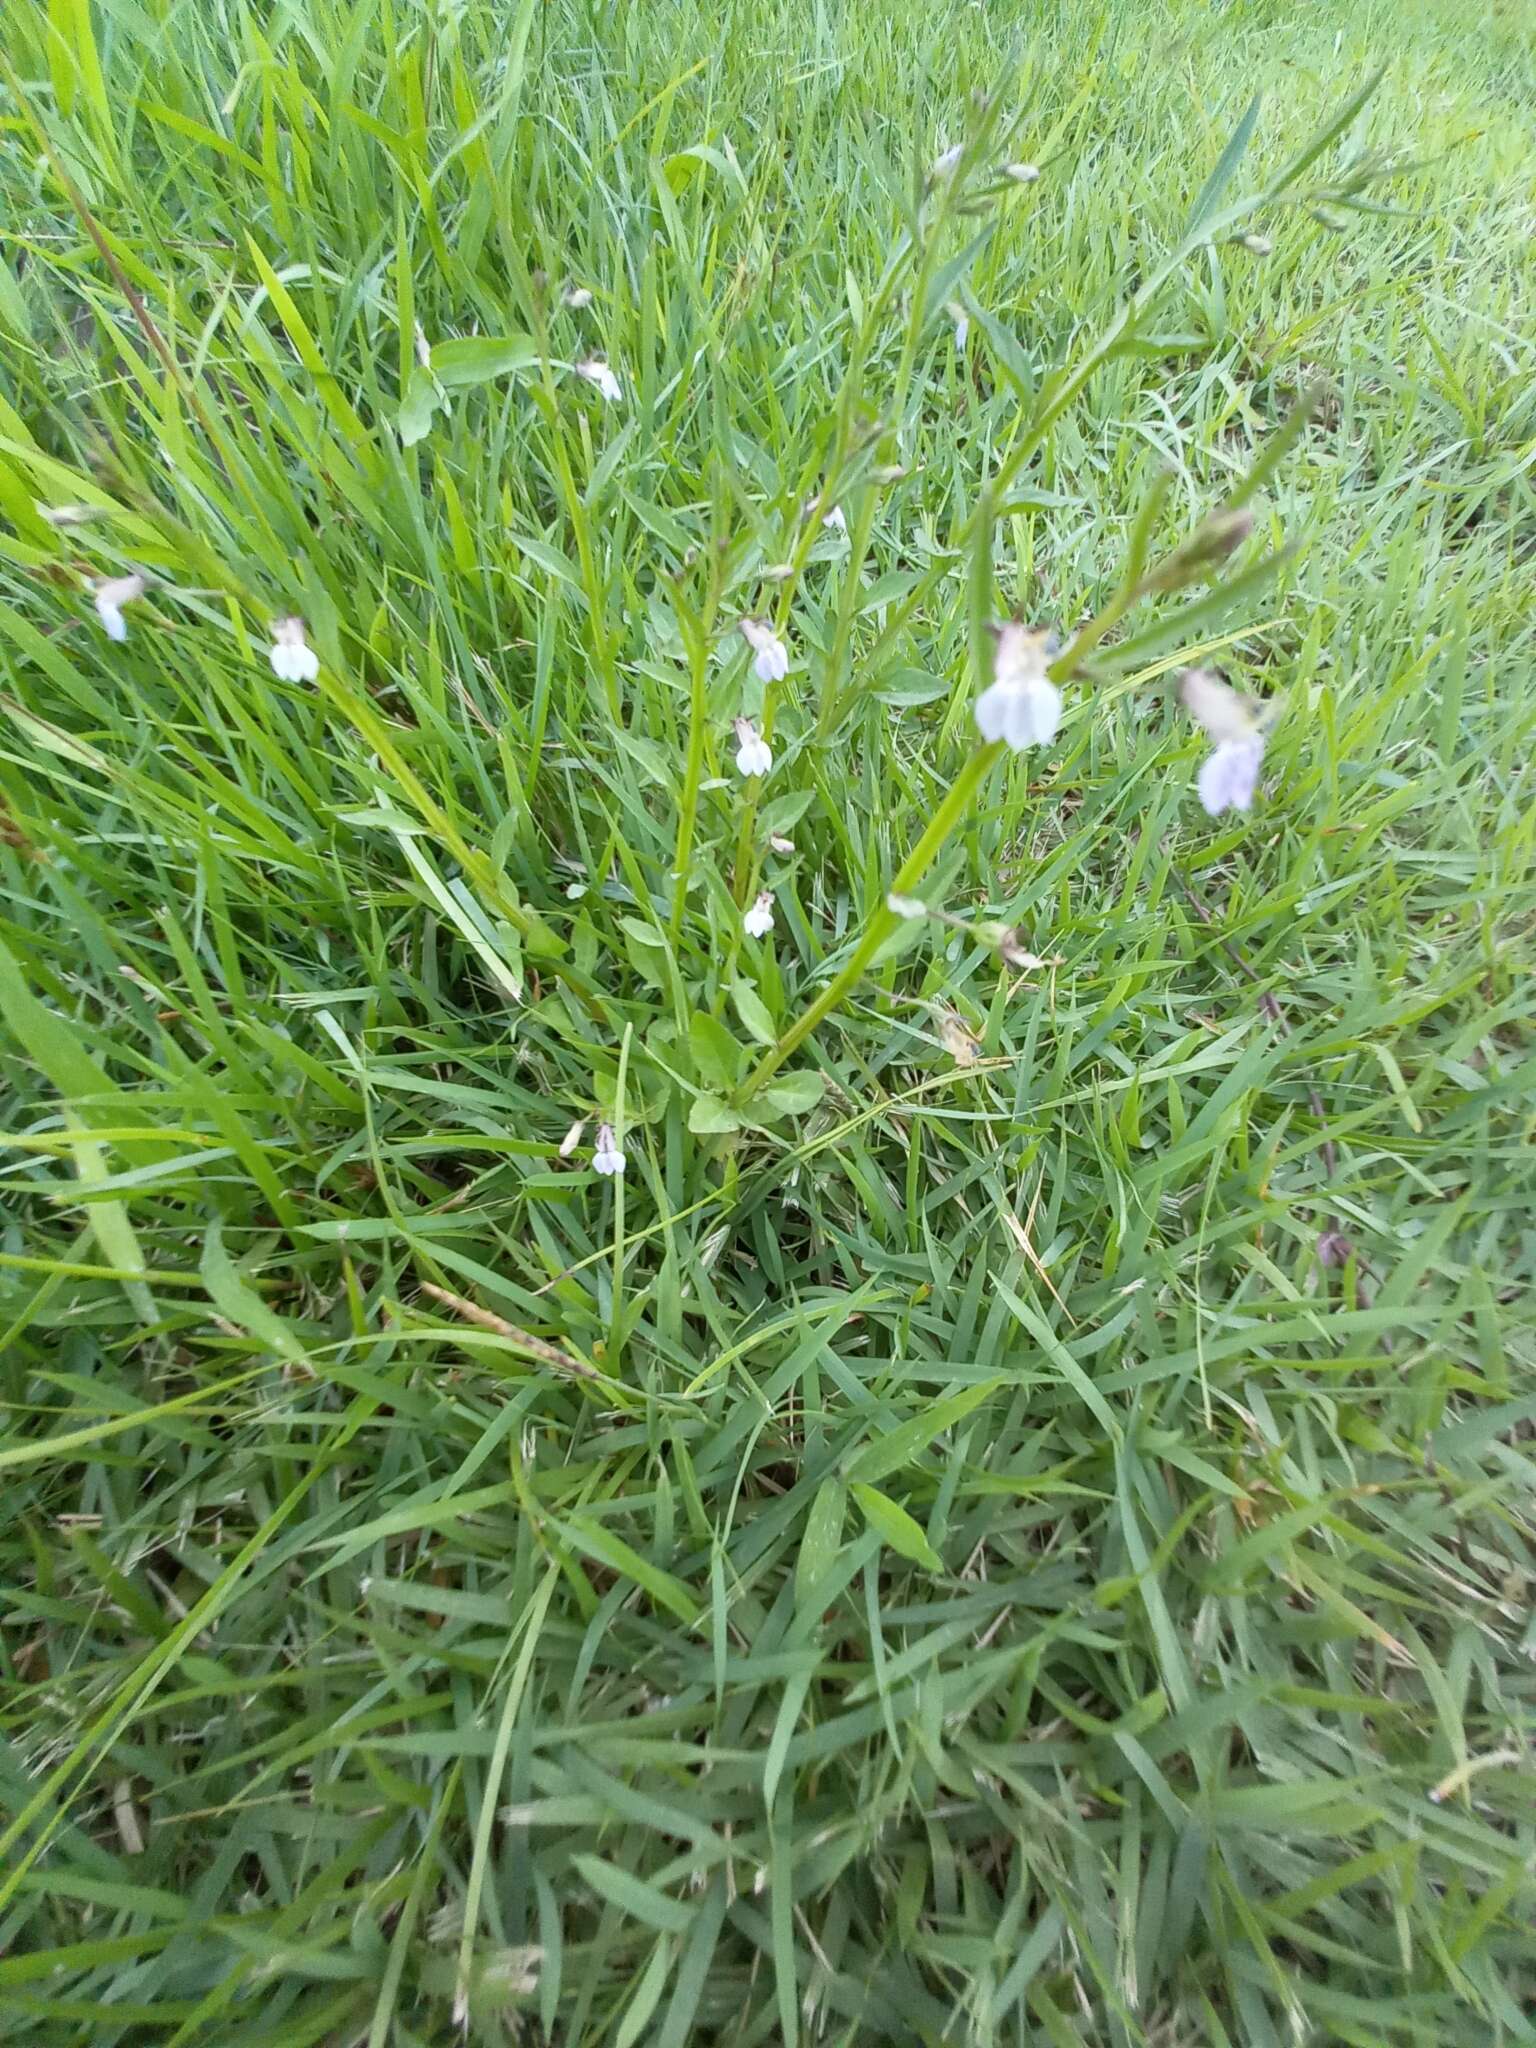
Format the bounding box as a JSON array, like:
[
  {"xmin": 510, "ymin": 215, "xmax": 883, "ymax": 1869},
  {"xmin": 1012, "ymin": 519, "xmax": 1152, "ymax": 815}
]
[
  {"xmin": 738, "ymin": 617, "xmax": 788, "ymax": 683},
  {"xmin": 804, "ymin": 495, "xmax": 846, "ymax": 537},
  {"xmin": 93, "ymin": 573, "xmax": 145, "ymax": 642},
  {"xmin": 1180, "ymin": 668, "xmax": 1267, "ymax": 815},
  {"xmin": 974, "ymin": 623, "xmax": 1061, "ymax": 750},
  {"xmin": 733, "ymin": 717, "xmax": 772, "ymax": 779},
  {"xmin": 268, "ymin": 616, "xmax": 319, "ymax": 683},
  {"xmin": 592, "ymin": 1123, "xmax": 626, "ymax": 1176},
  {"xmin": 575, "ymin": 357, "xmax": 622, "ymax": 402},
  {"xmin": 743, "ymin": 892, "xmax": 775, "ymax": 939}
]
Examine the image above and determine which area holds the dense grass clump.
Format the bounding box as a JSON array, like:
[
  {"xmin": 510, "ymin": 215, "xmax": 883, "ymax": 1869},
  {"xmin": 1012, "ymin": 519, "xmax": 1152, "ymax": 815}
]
[{"xmin": 1, "ymin": 0, "xmax": 1533, "ymax": 2041}]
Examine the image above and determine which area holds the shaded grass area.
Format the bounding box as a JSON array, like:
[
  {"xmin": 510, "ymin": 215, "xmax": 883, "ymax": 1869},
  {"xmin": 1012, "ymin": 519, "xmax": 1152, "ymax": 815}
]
[{"xmin": 0, "ymin": 0, "xmax": 1534, "ymax": 2040}]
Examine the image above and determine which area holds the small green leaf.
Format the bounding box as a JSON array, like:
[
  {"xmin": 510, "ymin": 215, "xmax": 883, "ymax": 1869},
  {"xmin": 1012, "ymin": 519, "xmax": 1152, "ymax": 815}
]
[
  {"xmin": 971, "ymin": 303, "xmax": 1037, "ymax": 403},
  {"xmin": 758, "ymin": 788, "xmax": 815, "ymax": 839},
  {"xmin": 573, "ymin": 1857, "xmax": 694, "ymax": 1935},
  {"xmin": 431, "ymin": 334, "xmax": 537, "ymax": 386},
  {"xmin": 688, "ymin": 1094, "xmax": 742, "ymax": 1135},
  {"xmin": 201, "ymin": 1219, "xmax": 304, "ymax": 1364},
  {"xmin": 1184, "ymin": 94, "xmax": 1261, "ymax": 236},
  {"xmin": 846, "ymin": 1379, "xmax": 1001, "ymax": 1485},
  {"xmin": 755, "ymin": 1070, "xmax": 826, "ymax": 1121},
  {"xmin": 731, "ymin": 980, "xmax": 776, "ymax": 1046},
  {"xmin": 612, "ymin": 728, "xmax": 674, "ymax": 789},
  {"xmin": 1095, "ymin": 1575, "xmax": 1139, "ymax": 1609},
  {"xmin": 795, "ymin": 1479, "xmax": 846, "ymax": 1608},
  {"xmin": 871, "ymin": 668, "xmax": 949, "ymax": 707},
  {"xmin": 689, "ymin": 1012, "xmax": 743, "ymax": 1093},
  {"xmin": 398, "ymin": 367, "xmax": 440, "ymax": 445},
  {"xmin": 561, "ymin": 1515, "xmax": 699, "ymax": 1623},
  {"xmin": 921, "ymin": 225, "xmax": 994, "ymax": 328},
  {"xmin": 851, "ymin": 1483, "xmax": 943, "ymax": 1571}
]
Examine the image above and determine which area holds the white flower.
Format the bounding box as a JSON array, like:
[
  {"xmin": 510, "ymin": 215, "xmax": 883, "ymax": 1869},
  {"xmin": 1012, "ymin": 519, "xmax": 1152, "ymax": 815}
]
[
  {"xmin": 563, "ymin": 284, "xmax": 593, "ymax": 309},
  {"xmin": 743, "ymin": 892, "xmax": 775, "ymax": 939},
  {"xmin": 733, "ymin": 717, "xmax": 772, "ymax": 779},
  {"xmin": 576, "ymin": 357, "xmax": 621, "ymax": 402},
  {"xmin": 1180, "ymin": 668, "xmax": 1268, "ymax": 816},
  {"xmin": 1006, "ymin": 162, "xmax": 1041, "ymax": 184},
  {"xmin": 1239, "ymin": 233, "xmax": 1273, "ymax": 256},
  {"xmin": 413, "ymin": 323, "xmax": 432, "ymax": 367},
  {"xmin": 822, "ymin": 504, "xmax": 847, "ymax": 535},
  {"xmin": 948, "ymin": 302, "xmax": 969, "ymax": 350},
  {"xmin": 93, "ymin": 573, "xmax": 145, "ymax": 643},
  {"xmin": 592, "ymin": 1123, "xmax": 626, "ymax": 1175},
  {"xmin": 974, "ymin": 623, "xmax": 1062, "ymax": 750},
  {"xmin": 768, "ymin": 833, "xmax": 795, "ymax": 854},
  {"xmin": 886, "ymin": 893, "xmax": 928, "ymax": 920},
  {"xmin": 738, "ymin": 617, "xmax": 789, "ymax": 683},
  {"xmin": 932, "ymin": 143, "xmax": 963, "ymax": 179},
  {"xmin": 268, "ymin": 615, "xmax": 319, "ymax": 683},
  {"xmin": 1197, "ymin": 737, "xmax": 1266, "ymax": 814},
  {"xmin": 559, "ymin": 1118, "xmax": 587, "ymax": 1158}
]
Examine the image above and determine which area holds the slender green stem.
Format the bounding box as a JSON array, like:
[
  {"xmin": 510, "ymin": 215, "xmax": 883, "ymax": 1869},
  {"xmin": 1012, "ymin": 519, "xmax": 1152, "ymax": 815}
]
[
  {"xmin": 737, "ymin": 742, "xmax": 1001, "ymax": 1097},
  {"xmin": 607, "ymin": 1023, "xmax": 632, "ymax": 1371},
  {"xmin": 530, "ymin": 310, "xmax": 621, "ymax": 722},
  {"xmin": 814, "ymin": 194, "xmax": 955, "ymax": 747},
  {"xmin": 733, "ymin": 181, "xmax": 960, "ymax": 897},
  {"xmin": 669, "ymin": 611, "xmax": 711, "ymax": 941}
]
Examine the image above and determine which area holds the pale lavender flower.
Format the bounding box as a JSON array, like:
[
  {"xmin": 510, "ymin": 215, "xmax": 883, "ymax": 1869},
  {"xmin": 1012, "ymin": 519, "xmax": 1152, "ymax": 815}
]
[
  {"xmin": 576, "ymin": 357, "xmax": 622, "ymax": 402},
  {"xmin": 932, "ymin": 143, "xmax": 963, "ymax": 179},
  {"xmin": 949, "ymin": 301, "xmax": 970, "ymax": 351},
  {"xmin": 743, "ymin": 892, "xmax": 775, "ymax": 939},
  {"xmin": 733, "ymin": 717, "xmax": 772, "ymax": 779},
  {"xmin": 1197, "ymin": 736, "xmax": 1265, "ymax": 814},
  {"xmin": 1180, "ymin": 668, "xmax": 1267, "ymax": 816},
  {"xmin": 268, "ymin": 615, "xmax": 319, "ymax": 683},
  {"xmin": 738, "ymin": 617, "xmax": 789, "ymax": 683},
  {"xmin": 974, "ymin": 623, "xmax": 1061, "ymax": 750},
  {"xmin": 592, "ymin": 1123, "xmax": 626, "ymax": 1175},
  {"xmin": 93, "ymin": 573, "xmax": 145, "ymax": 643}
]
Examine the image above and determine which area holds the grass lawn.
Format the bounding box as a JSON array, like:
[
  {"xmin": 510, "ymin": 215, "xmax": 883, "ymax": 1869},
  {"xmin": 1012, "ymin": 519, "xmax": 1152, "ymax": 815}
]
[{"xmin": 2, "ymin": 0, "xmax": 1534, "ymax": 2039}]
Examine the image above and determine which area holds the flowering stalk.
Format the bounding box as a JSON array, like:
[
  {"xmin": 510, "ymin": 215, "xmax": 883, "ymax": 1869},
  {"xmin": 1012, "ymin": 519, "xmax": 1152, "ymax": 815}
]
[
  {"xmin": 736, "ymin": 741, "xmax": 1000, "ymax": 1098},
  {"xmin": 812, "ymin": 138, "xmax": 985, "ymax": 747},
  {"xmin": 606, "ymin": 1023, "xmax": 633, "ymax": 1370},
  {"xmin": 811, "ymin": 105, "xmax": 1362, "ymax": 741},
  {"xmin": 730, "ymin": 116, "xmax": 1001, "ymax": 901},
  {"xmin": 668, "ymin": 594, "xmax": 714, "ymax": 942},
  {"xmin": 529, "ymin": 296, "xmax": 622, "ymax": 721}
]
